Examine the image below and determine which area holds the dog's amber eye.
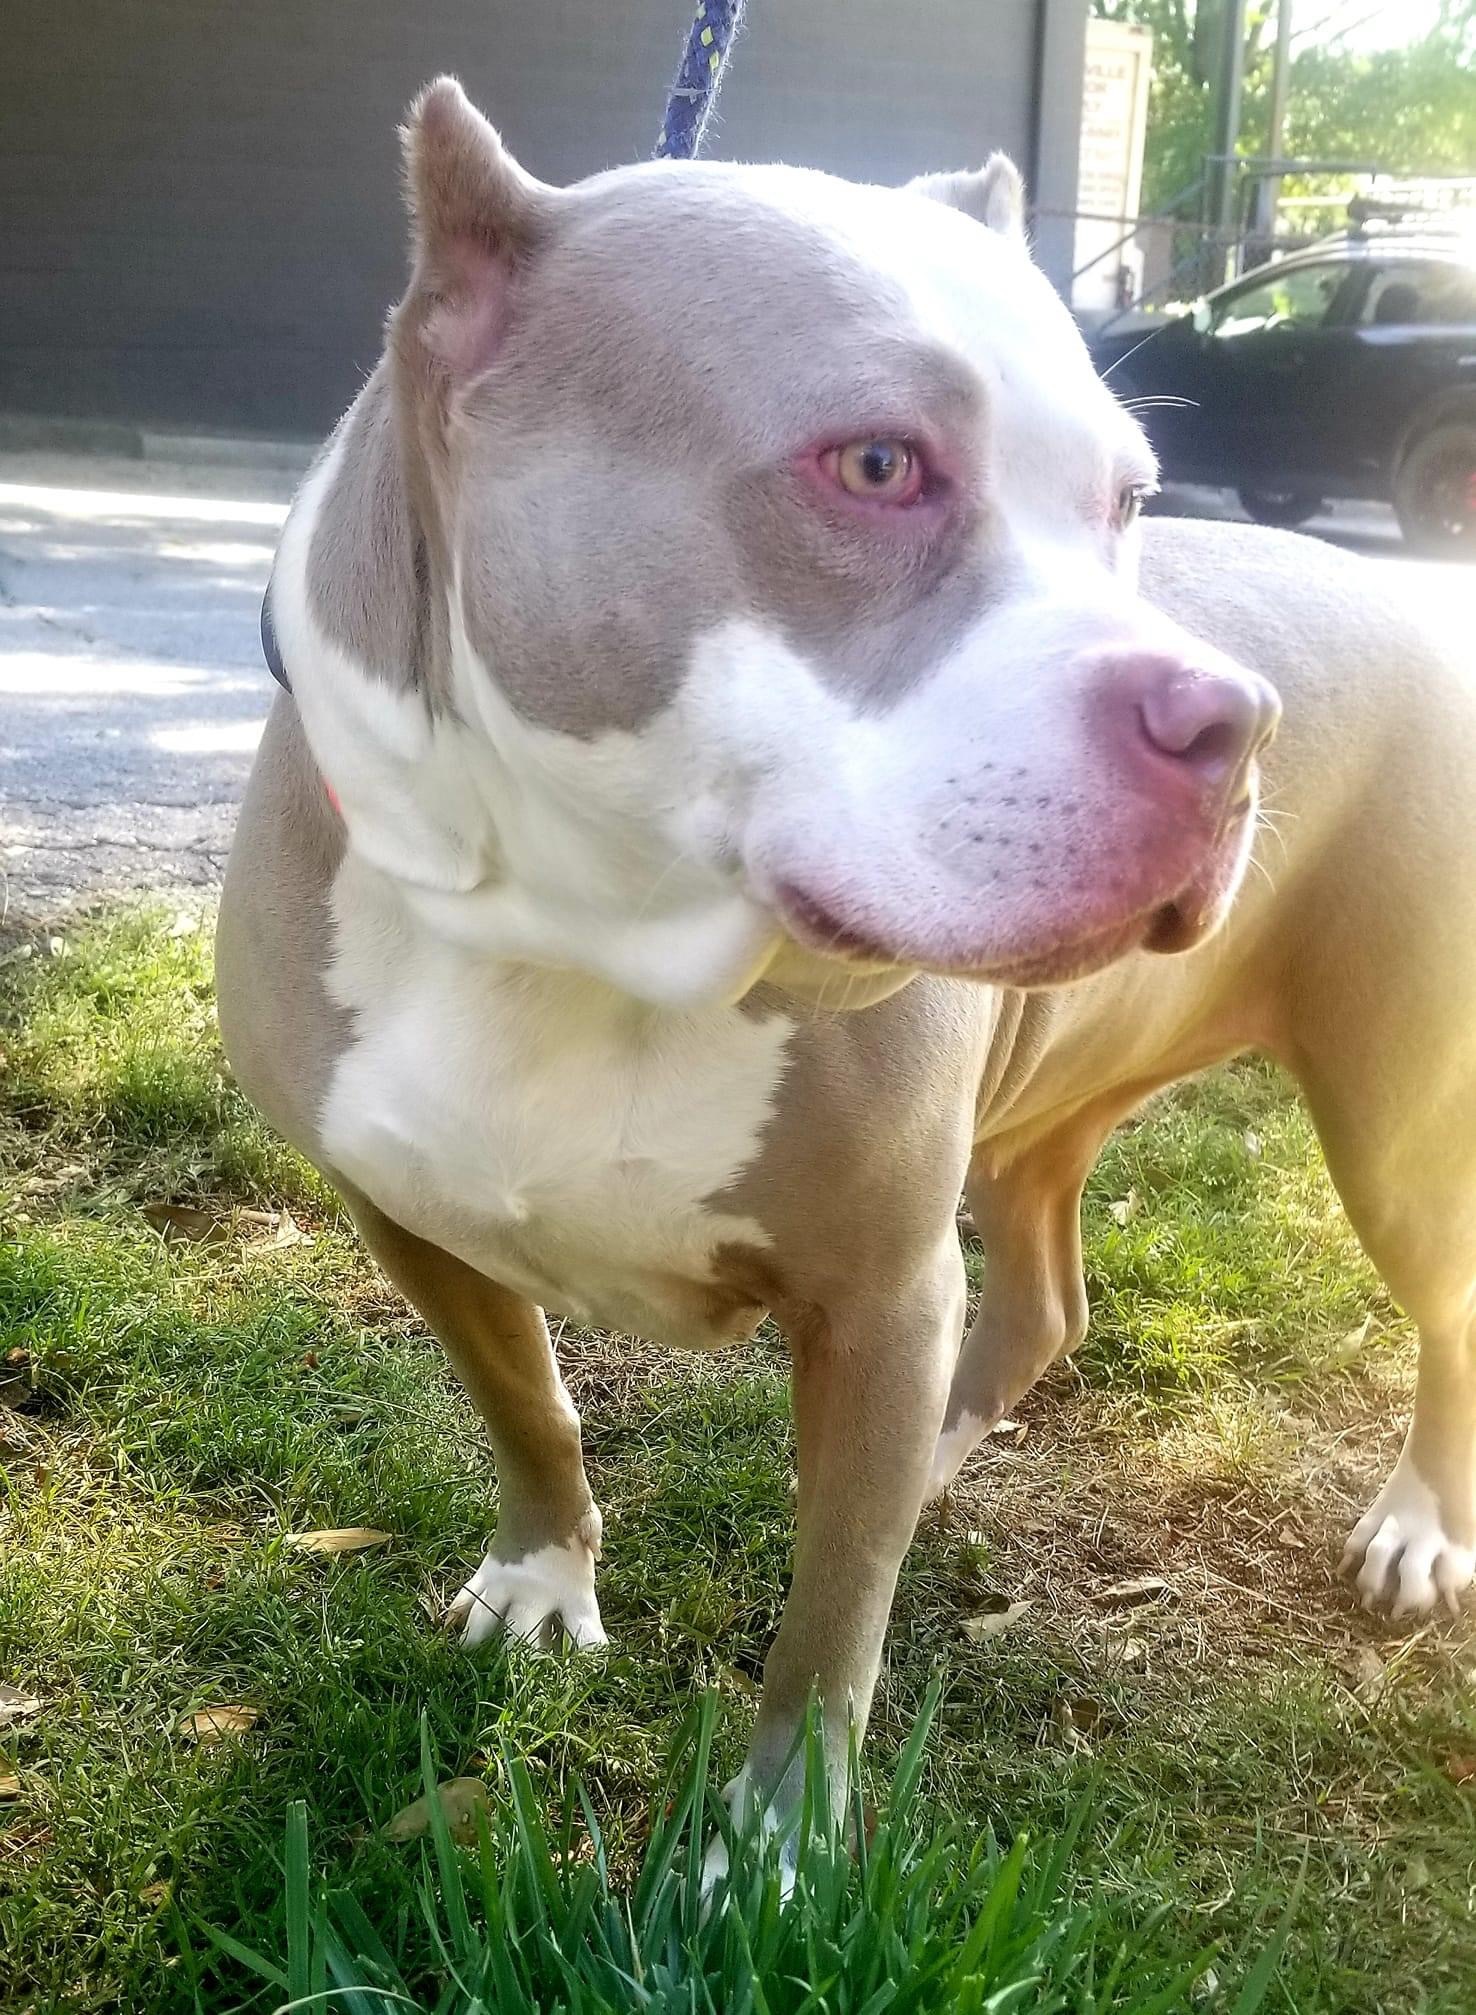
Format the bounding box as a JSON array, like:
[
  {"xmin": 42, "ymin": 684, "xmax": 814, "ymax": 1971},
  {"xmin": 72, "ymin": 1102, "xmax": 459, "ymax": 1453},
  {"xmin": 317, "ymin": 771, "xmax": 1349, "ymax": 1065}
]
[
  {"xmin": 1117, "ymin": 483, "xmax": 1149, "ymax": 527},
  {"xmin": 832, "ymin": 438, "xmax": 920, "ymax": 503}
]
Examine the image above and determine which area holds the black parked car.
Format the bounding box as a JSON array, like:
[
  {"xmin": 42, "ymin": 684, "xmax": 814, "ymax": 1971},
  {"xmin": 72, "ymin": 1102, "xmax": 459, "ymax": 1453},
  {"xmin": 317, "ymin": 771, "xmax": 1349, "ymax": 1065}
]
[{"xmin": 1091, "ymin": 229, "xmax": 1476, "ymax": 555}]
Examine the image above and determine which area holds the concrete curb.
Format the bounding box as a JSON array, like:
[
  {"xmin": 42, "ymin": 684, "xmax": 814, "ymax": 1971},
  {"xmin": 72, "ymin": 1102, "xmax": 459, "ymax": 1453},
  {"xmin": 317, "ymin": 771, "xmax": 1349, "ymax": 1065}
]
[{"xmin": 0, "ymin": 411, "xmax": 316, "ymax": 474}]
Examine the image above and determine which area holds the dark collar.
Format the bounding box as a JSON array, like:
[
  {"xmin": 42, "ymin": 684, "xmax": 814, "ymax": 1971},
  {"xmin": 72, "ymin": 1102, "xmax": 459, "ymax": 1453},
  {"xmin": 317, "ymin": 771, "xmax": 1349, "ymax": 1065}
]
[
  {"xmin": 260, "ymin": 581, "xmax": 344, "ymax": 819},
  {"xmin": 261, "ymin": 586, "xmax": 291, "ymax": 694}
]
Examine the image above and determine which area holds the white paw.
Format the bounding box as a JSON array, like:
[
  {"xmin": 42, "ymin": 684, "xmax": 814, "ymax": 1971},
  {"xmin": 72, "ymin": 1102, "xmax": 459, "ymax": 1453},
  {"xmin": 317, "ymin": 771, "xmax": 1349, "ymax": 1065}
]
[
  {"xmin": 446, "ymin": 1534, "xmax": 607, "ymax": 1650},
  {"xmin": 699, "ymin": 1827, "xmax": 732, "ymax": 1901},
  {"xmin": 1340, "ymin": 1452, "xmax": 1476, "ymax": 1618},
  {"xmin": 700, "ymin": 1770, "xmax": 796, "ymax": 1905},
  {"xmin": 925, "ymin": 1409, "xmax": 987, "ymax": 1502}
]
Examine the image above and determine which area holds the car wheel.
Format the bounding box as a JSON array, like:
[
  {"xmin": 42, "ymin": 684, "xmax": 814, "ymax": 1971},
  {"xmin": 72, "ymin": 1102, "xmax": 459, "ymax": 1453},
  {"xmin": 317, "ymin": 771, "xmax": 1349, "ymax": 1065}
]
[
  {"xmin": 1236, "ymin": 485, "xmax": 1325, "ymax": 528},
  {"xmin": 1394, "ymin": 422, "xmax": 1476, "ymax": 558}
]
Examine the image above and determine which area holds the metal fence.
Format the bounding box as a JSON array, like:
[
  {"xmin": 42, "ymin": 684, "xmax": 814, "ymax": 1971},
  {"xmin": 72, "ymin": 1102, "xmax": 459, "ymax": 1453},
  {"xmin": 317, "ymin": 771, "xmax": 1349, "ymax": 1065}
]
[{"xmin": 1040, "ymin": 160, "xmax": 1476, "ymax": 337}]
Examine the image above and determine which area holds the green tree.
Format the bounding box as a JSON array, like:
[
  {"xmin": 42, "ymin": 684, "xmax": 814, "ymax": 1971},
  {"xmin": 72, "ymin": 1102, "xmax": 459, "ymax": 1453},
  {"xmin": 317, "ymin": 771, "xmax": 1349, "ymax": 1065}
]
[
  {"xmin": 1287, "ymin": 11, "xmax": 1476, "ymax": 174},
  {"xmin": 1092, "ymin": 0, "xmax": 1476, "ymax": 213}
]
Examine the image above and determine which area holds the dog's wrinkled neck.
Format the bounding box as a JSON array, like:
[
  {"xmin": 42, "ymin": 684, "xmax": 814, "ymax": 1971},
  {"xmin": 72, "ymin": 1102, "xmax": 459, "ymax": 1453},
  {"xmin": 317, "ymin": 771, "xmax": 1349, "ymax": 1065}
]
[
  {"xmin": 274, "ymin": 419, "xmax": 789, "ymax": 1010},
  {"xmin": 306, "ymin": 364, "xmax": 452, "ymax": 709}
]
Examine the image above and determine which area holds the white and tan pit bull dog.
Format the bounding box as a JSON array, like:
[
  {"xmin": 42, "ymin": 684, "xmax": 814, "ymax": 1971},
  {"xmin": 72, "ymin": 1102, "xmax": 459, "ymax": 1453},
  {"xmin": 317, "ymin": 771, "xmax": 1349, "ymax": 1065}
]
[{"xmin": 218, "ymin": 80, "xmax": 1475, "ymax": 1837}]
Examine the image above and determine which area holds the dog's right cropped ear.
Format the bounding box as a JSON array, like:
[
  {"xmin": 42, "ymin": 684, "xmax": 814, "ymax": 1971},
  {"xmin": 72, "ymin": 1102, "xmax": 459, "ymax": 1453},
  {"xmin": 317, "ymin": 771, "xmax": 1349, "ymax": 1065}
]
[
  {"xmin": 906, "ymin": 155, "xmax": 1026, "ymax": 241},
  {"xmin": 397, "ymin": 76, "xmax": 552, "ymax": 384}
]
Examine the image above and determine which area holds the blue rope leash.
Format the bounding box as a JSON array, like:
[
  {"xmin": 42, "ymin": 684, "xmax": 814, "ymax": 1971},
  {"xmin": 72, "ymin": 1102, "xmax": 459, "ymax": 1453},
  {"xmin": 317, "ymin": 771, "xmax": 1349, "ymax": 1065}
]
[{"xmin": 653, "ymin": 0, "xmax": 748, "ymax": 160}]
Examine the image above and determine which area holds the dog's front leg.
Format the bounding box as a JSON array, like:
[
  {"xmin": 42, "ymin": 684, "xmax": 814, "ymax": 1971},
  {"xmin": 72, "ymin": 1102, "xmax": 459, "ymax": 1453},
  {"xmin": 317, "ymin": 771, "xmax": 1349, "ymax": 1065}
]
[
  {"xmin": 711, "ymin": 1239, "xmax": 965, "ymax": 1883},
  {"xmin": 345, "ymin": 1191, "xmax": 606, "ymax": 1650}
]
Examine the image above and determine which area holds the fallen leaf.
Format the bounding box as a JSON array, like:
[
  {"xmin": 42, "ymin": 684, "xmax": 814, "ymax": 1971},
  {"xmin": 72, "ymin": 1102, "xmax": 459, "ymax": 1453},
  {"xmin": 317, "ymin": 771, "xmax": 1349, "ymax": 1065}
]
[
  {"xmin": 0, "ymin": 1408, "xmax": 36, "ymax": 1454},
  {"xmin": 142, "ymin": 1202, "xmax": 229, "ymax": 1247},
  {"xmin": 0, "ymin": 1684, "xmax": 41, "ymax": 1729},
  {"xmin": 1340, "ymin": 1644, "xmax": 1387, "ymax": 1700},
  {"xmin": 1054, "ymin": 1695, "xmax": 1107, "ymax": 1748},
  {"xmin": 0, "ymin": 1774, "xmax": 22, "ymax": 1800},
  {"xmin": 987, "ymin": 1417, "xmax": 1029, "ymax": 1445},
  {"xmin": 1334, "ymin": 1315, "xmax": 1374, "ymax": 1361},
  {"xmin": 1100, "ymin": 1575, "xmax": 1174, "ymax": 1607},
  {"xmin": 248, "ymin": 1209, "xmax": 310, "ymax": 1253},
  {"xmin": 962, "ymin": 1600, "xmax": 1033, "ymax": 1642},
  {"xmin": 179, "ymin": 1705, "xmax": 260, "ymax": 1744},
  {"xmin": 1276, "ymin": 1525, "xmax": 1306, "ymax": 1549},
  {"xmin": 0, "ymin": 1817, "xmax": 53, "ymax": 1861},
  {"xmin": 285, "ymin": 1527, "xmax": 392, "ymax": 1555},
  {"xmin": 1107, "ymin": 1189, "xmax": 1140, "ymax": 1228},
  {"xmin": 384, "ymin": 1777, "xmax": 490, "ymax": 1846},
  {"xmin": 1443, "ymin": 1753, "xmax": 1476, "ymax": 1785},
  {"xmin": 1106, "ymin": 1632, "xmax": 1148, "ymax": 1670}
]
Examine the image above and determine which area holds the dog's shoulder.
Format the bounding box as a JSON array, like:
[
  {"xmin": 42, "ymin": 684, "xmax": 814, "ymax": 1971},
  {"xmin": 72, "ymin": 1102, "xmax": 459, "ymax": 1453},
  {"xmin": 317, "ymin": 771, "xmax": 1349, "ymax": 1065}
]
[
  {"xmin": 1141, "ymin": 518, "xmax": 1462, "ymax": 700},
  {"xmin": 216, "ymin": 694, "xmax": 351, "ymax": 1163}
]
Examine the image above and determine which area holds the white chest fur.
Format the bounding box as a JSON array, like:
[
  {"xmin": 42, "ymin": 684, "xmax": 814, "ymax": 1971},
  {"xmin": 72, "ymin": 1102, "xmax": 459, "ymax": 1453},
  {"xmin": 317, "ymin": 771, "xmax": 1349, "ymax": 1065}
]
[{"xmin": 319, "ymin": 859, "xmax": 793, "ymax": 1346}]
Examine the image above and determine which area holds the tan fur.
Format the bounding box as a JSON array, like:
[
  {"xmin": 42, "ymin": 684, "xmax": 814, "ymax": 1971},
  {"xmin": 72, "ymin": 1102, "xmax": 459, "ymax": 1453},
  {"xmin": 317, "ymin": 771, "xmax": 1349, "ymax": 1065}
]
[
  {"xmin": 345, "ymin": 1186, "xmax": 598, "ymax": 1566},
  {"xmin": 938, "ymin": 525, "xmax": 1476, "ymax": 1614},
  {"xmin": 215, "ymin": 695, "xmax": 349, "ymax": 1146},
  {"xmin": 221, "ymin": 513, "xmax": 1476, "ymax": 1804},
  {"xmin": 217, "ymin": 83, "xmax": 1476, "ymax": 1845}
]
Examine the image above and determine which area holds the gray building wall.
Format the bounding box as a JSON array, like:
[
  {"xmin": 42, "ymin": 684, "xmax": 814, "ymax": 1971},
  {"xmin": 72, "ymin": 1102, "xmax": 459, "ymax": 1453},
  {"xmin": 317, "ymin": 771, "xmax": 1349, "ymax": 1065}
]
[{"xmin": 0, "ymin": 0, "xmax": 1085, "ymax": 441}]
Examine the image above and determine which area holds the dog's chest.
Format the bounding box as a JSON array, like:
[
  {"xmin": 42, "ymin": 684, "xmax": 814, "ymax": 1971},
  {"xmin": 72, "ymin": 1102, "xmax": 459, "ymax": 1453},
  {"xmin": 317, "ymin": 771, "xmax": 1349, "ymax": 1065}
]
[{"xmin": 318, "ymin": 868, "xmax": 792, "ymax": 1346}]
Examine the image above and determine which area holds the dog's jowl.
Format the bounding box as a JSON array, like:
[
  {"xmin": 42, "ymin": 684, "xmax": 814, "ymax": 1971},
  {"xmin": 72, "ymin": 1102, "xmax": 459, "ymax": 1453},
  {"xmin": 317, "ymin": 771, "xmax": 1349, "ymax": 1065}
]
[{"xmin": 218, "ymin": 78, "xmax": 1476, "ymax": 1855}]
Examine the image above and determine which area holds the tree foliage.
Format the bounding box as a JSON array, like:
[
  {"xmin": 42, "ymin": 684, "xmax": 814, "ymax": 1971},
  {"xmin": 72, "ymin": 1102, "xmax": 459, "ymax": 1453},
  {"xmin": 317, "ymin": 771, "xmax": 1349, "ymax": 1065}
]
[{"xmin": 1092, "ymin": 0, "xmax": 1476, "ymax": 212}]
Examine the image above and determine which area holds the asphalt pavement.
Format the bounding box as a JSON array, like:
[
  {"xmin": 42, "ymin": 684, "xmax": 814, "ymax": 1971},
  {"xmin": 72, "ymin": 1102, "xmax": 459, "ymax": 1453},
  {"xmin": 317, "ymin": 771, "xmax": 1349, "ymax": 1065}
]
[
  {"xmin": 0, "ymin": 451, "xmax": 1469, "ymax": 921},
  {"xmin": 0, "ymin": 450, "xmax": 300, "ymax": 918}
]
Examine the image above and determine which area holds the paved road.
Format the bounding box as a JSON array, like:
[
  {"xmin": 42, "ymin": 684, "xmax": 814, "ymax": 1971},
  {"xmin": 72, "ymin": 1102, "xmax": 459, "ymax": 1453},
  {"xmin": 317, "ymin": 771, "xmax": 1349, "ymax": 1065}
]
[
  {"xmin": 0, "ymin": 451, "xmax": 299, "ymax": 918},
  {"xmin": 0, "ymin": 453, "xmax": 1469, "ymax": 920}
]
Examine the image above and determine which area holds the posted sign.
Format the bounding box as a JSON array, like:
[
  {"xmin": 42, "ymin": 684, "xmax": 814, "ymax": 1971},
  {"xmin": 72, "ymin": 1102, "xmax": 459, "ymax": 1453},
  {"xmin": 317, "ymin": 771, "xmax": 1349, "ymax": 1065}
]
[{"xmin": 1074, "ymin": 19, "xmax": 1153, "ymax": 315}]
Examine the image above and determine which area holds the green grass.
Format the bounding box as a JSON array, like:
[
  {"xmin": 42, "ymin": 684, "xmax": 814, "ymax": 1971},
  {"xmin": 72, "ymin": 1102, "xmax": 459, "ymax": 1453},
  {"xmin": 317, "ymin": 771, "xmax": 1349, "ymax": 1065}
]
[
  {"xmin": 2, "ymin": 911, "xmax": 1474, "ymax": 2012},
  {"xmin": 190, "ymin": 1691, "xmax": 1292, "ymax": 2015}
]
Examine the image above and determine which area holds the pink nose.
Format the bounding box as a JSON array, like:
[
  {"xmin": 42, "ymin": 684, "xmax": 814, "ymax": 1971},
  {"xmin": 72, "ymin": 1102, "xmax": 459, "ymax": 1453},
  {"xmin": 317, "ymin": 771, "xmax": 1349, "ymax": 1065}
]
[{"xmin": 1134, "ymin": 659, "xmax": 1281, "ymax": 794}]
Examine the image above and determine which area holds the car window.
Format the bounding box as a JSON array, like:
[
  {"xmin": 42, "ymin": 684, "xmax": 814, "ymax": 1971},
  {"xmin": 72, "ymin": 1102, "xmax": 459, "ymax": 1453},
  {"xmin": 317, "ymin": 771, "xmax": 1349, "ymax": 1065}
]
[
  {"xmin": 1210, "ymin": 263, "xmax": 1350, "ymax": 339},
  {"xmin": 1358, "ymin": 260, "xmax": 1476, "ymax": 326}
]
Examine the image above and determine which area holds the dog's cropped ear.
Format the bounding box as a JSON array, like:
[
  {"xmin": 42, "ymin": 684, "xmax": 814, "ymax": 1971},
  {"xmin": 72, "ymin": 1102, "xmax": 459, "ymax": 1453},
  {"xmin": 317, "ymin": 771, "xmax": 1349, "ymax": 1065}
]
[
  {"xmin": 906, "ymin": 154, "xmax": 1026, "ymax": 241},
  {"xmin": 396, "ymin": 76, "xmax": 554, "ymax": 385}
]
